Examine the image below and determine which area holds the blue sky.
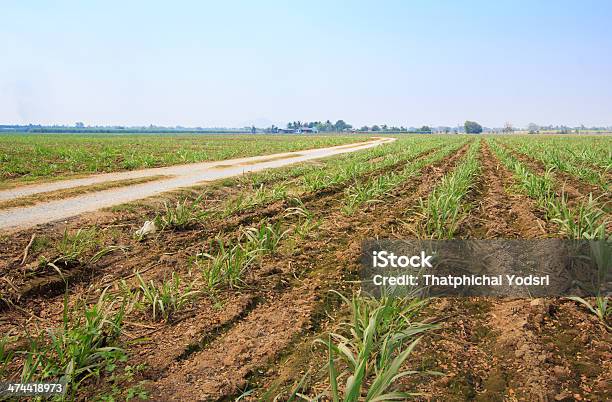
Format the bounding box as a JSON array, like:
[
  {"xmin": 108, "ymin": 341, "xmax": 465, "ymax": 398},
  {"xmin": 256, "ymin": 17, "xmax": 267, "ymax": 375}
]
[{"xmin": 1, "ymin": 0, "xmax": 611, "ymax": 128}]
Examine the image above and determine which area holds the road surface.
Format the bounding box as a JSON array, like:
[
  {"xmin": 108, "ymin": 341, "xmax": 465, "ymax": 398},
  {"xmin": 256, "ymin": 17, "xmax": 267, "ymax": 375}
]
[{"xmin": 0, "ymin": 137, "xmax": 395, "ymax": 231}]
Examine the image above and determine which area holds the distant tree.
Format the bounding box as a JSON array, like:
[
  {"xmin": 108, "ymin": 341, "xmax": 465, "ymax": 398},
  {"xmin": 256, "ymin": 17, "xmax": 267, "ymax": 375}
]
[
  {"xmin": 251, "ymin": 125, "xmax": 256, "ymax": 134},
  {"xmin": 287, "ymin": 122, "xmax": 294, "ymax": 129},
  {"xmin": 324, "ymin": 120, "xmax": 334, "ymax": 131},
  {"xmin": 360, "ymin": 126, "xmax": 369, "ymax": 131},
  {"xmin": 464, "ymin": 121, "xmax": 483, "ymax": 134},
  {"xmin": 334, "ymin": 120, "xmax": 351, "ymax": 131},
  {"xmin": 503, "ymin": 122, "xmax": 514, "ymax": 133},
  {"xmin": 75, "ymin": 122, "xmax": 84, "ymax": 128},
  {"xmin": 371, "ymin": 125, "xmax": 381, "ymax": 132},
  {"xmin": 400, "ymin": 126, "xmax": 406, "ymax": 131},
  {"xmin": 381, "ymin": 124, "xmax": 388, "ymax": 131},
  {"xmin": 527, "ymin": 123, "xmax": 539, "ymax": 134},
  {"xmin": 419, "ymin": 125, "xmax": 432, "ymax": 133}
]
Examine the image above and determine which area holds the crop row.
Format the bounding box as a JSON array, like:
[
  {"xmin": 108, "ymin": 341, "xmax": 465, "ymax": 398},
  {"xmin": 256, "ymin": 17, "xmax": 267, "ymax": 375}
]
[
  {"xmin": 498, "ymin": 136, "xmax": 611, "ymax": 172},
  {"xmin": 160, "ymin": 136, "xmax": 451, "ymax": 222},
  {"xmin": 341, "ymin": 139, "xmax": 468, "ymax": 215},
  {"xmin": 496, "ymin": 138, "xmax": 609, "ymax": 190},
  {"xmin": 488, "ymin": 139, "xmax": 608, "ymax": 239},
  {"xmin": 417, "ymin": 140, "xmax": 481, "ymax": 238}
]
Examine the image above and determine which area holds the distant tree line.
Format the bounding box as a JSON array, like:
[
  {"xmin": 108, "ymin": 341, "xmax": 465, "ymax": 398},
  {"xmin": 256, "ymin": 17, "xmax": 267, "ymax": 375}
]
[
  {"xmin": 0, "ymin": 124, "xmax": 252, "ymax": 134},
  {"xmin": 285, "ymin": 120, "xmax": 353, "ymax": 132},
  {"xmin": 279, "ymin": 121, "xmax": 439, "ymax": 133},
  {"xmin": 359, "ymin": 125, "xmax": 432, "ymax": 133}
]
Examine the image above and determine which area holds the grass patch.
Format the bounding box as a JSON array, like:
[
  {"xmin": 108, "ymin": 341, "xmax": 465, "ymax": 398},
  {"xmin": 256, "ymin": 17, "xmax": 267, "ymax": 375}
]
[{"xmin": 19, "ymin": 290, "xmax": 127, "ymax": 395}]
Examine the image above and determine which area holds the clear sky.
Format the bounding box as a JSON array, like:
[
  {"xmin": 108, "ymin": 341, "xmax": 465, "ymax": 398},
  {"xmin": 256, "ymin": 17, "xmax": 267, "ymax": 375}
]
[{"xmin": 2, "ymin": 0, "xmax": 611, "ymax": 128}]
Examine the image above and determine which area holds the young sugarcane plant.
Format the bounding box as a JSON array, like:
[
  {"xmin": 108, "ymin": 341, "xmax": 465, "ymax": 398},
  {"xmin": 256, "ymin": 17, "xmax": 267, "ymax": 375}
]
[
  {"xmin": 566, "ymin": 240, "xmax": 611, "ymax": 330},
  {"xmin": 317, "ymin": 291, "xmax": 439, "ymax": 400},
  {"xmin": 566, "ymin": 296, "xmax": 610, "ymax": 330},
  {"xmin": 136, "ymin": 272, "xmax": 199, "ymax": 321}
]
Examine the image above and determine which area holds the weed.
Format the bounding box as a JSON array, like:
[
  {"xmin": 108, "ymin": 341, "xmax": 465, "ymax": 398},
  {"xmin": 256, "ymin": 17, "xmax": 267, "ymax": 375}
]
[
  {"xmin": 136, "ymin": 272, "xmax": 199, "ymax": 321},
  {"xmin": 284, "ymin": 198, "xmax": 321, "ymax": 239},
  {"xmin": 54, "ymin": 228, "xmax": 100, "ymax": 265},
  {"xmin": 343, "ymin": 175, "xmax": 389, "ymax": 215},
  {"xmin": 19, "ymin": 289, "xmax": 127, "ymax": 394},
  {"xmin": 30, "ymin": 235, "xmax": 51, "ymax": 255},
  {"xmin": 242, "ymin": 221, "xmax": 288, "ymax": 254},
  {"xmin": 95, "ymin": 363, "xmax": 149, "ymax": 401},
  {"xmin": 292, "ymin": 217, "xmax": 321, "ymax": 240},
  {"xmin": 197, "ymin": 240, "xmax": 257, "ymax": 290},
  {"xmin": 0, "ymin": 336, "xmax": 15, "ymax": 378},
  {"xmin": 285, "ymin": 197, "xmax": 314, "ymax": 219},
  {"xmin": 39, "ymin": 228, "xmax": 120, "ymax": 273},
  {"xmin": 155, "ymin": 196, "xmax": 206, "ymax": 230},
  {"xmin": 222, "ymin": 194, "xmax": 247, "ymax": 217}
]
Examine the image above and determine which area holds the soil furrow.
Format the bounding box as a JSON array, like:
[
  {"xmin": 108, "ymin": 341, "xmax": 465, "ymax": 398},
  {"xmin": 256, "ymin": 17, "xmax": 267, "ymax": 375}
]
[{"xmin": 459, "ymin": 140, "xmax": 549, "ymax": 238}]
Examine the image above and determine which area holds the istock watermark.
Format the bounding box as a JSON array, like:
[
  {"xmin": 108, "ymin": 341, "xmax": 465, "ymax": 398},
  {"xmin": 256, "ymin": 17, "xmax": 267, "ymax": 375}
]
[
  {"xmin": 361, "ymin": 239, "xmax": 610, "ymax": 298},
  {"xmin": 372, "ymin": 250, "xmax": 433, "ymax": 268}
]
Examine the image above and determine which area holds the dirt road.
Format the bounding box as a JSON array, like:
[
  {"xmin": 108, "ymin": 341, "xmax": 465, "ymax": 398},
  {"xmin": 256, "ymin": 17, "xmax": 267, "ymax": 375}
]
[{"xmin": 0, "ymin": 137, "xmax": 394, "ymax": 231}]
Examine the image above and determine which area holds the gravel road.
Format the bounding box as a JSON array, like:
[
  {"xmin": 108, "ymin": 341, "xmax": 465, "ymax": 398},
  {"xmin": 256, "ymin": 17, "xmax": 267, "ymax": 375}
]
[{"xmin": 0, "ymin": 137, "xmax": 394, "ymax": 231}]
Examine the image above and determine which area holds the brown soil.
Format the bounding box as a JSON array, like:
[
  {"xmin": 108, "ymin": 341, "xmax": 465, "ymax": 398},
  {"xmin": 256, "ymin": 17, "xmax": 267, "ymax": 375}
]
[{"xmin": 459, "ymin": 141, "xmax": 549, "ymax": 238}]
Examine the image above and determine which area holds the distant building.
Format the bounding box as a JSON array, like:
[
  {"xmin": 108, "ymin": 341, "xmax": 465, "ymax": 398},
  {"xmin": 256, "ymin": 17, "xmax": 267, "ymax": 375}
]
[{"xmin": 295, "ymin": 126, "xmax": 319, "ymax": 133}]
